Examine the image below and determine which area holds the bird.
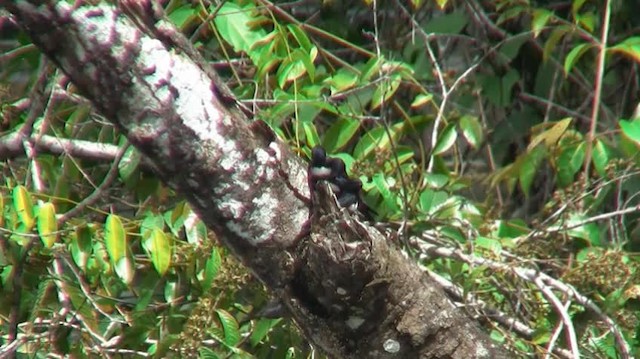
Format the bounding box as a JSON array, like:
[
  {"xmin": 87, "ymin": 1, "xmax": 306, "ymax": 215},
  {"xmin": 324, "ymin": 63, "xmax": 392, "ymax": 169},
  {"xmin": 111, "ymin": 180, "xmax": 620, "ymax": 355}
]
[{"xmin": 308, "ymin": 146, "xmax": 375, "ymax": 220}]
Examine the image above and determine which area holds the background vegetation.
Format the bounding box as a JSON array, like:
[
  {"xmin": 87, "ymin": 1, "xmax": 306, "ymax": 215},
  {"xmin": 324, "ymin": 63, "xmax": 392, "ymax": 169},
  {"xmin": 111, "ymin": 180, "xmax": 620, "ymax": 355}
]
[{"xmin": 1, "ymin": 0, "xmax": 640, "ymax": 357}]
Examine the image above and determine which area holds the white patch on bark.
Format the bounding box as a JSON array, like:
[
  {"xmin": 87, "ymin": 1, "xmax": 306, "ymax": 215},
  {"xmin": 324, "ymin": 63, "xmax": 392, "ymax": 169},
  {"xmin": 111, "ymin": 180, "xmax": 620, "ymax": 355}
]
[
  {"xmin": 475, "ymin": 343, "xmax": 489, "ymax": 357},
  {"xmin": 345, "ymin": 316, "xmax": 365, "ymax": 330},
  {"xmin": 383, "ymin": 338, "xmax": 400, "ymax": 353},
  {"xmin": 247, "ymin": 190, "xmax": 278, "ymax": 244},
  {"xmin": 219, "ymin": 199, "xmax": 246, "ymax": 218}
]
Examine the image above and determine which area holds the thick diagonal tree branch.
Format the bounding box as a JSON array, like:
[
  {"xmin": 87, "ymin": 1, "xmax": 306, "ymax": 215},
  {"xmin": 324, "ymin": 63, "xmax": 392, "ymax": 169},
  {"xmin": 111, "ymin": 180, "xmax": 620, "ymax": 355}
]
[{"xmin": 3, "ymin": 1, "xmax": 510, "ymax": 357}]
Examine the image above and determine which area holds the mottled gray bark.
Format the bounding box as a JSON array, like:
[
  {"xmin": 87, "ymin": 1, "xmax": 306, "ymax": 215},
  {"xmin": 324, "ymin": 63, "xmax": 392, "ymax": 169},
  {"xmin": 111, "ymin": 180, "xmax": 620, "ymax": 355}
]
[{"xmin": 3, "ymin": 1, "xmax": 511, "ymax": 357}]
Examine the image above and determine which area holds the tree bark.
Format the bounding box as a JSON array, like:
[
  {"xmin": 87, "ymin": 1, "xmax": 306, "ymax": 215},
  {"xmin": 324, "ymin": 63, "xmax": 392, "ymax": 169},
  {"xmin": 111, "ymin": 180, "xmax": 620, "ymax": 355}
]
[{"xmin": 2, "ymin": 1, "xmax": 511, "ymax": 357}]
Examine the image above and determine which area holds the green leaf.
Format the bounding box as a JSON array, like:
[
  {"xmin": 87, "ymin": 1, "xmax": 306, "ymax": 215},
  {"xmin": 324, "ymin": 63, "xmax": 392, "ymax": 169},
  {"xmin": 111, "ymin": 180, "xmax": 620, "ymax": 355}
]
[
  {"xmin": 277, "ymin": 48, "xmax": 314, "ymax": 88},
  {"xmin": 105, "ymin": 215, "xmax": 134, "ymax": 284},
  {"xmin": 528, "ymin": 117, "xmax": 573, "ymax": 150},
  {"xmin": 198, "ymin": 347, "xmax": 219, "ymax": 359},
  {"xmin": 214, "ymin": 3, "xmax": 267, "ymax": 64},
  {"xmin": 36, "ymin": 203, "xmax": 57, "ymax": 248},
  {"xmin": 531, "ymin": 9, "xmax": 553, "ymax": 37},
  {"xmin": 360, "ymin": 57, "xmax": 384, "ymax": 82},
  {"xmin": 201, "ymin": 247, "xmax": 222, "ymax": 291},
  {"xmin": 432, "ymin": 123, "xmax": 457, "ymax": 155},
  {"xmin": 499, "ymin": 35, "xmax": 528, "ymax": 61},
  {"xmin": 140, "ymin": 212, "xmax": 164, "ymax": 237},
  {"xmin": 619, "ymin": 119, "xmax": 640, "ymax": 145},
  {"xmin": 118, "ymin": 146, "xmax": 141, "ymax": 182},
  {"xmin": 324, "ymin": 68, "xmax": 359, "ymax": 94},
  {"xmin": 12, "ymin": 185, "xmax": 35, "ymax": 230},
  {"xmin": 371, "ymin": 173, "xmax": 400, "ymax": 214},
  {"xmin": 564, "ymin": 43, "xmax": 592, "ymax": 75},
  {"xmin": 459, "ymin": 115, "xmax": 483, "ymax": 149},
  {"xmin": 591, "ymin": 139, "xmax": 610, "ymax": 176},
  {"xmin": 71, "ymin": 225, "xmax": 92, "ymax": 270},
  {"xmin": 143, "ymin": 228, "xmax": 171, "ymax": 276},
  {"xmin": 609, "ymin": 37, "xmax": 640, "ymax": 64},
  {"xmin": 411, "ymin": 93, "xmax": 433, "ymax": 108},
  {"xmin": 168, "ymin": 5, "xmax": 196, "ymax": 29},
  {"xmin": 250, "ymin": 318, "xmax": 281, "ymax": 346},
  {"xmin": 303, "ymin": 121, "xmax": 321, "ymax": 147},
  {"xmin": 216, "ymin": 309, "xmax": 240, "ymax": 346},
  {"xmin": 419, "ymin": 189, "xmax": 448, "ymax": 215},
  {"xmin": 572, "ymin": 0, "xmax": 588, "ymax": 16},
  {"xmin": 370, "ymin": 74, "xmax": 401, "ymax": 111},
  {"xmin": 557, "ymin": 142, "xmax": 585, "ymax": 187},
  {"xmin": 495, "ymin": 219, "xmax": 529, "ymax": 238},
  {"xmin": 287, "ymin": 24, "xmax": 312, "ymax": 52},
  {"xmin": 543, "ymin": 25, "xmax": 570, "ymax": 62},
  {"xmin": 518, "ymin": 146, "xmax": 545, "ymax": 195},
  {"xmin": 353, "ymin": 122, "xmax": 403, "ymax": 159},
  {"xmin": 322, "ymin": 118, "xmax": 360, "ymax": 152}
]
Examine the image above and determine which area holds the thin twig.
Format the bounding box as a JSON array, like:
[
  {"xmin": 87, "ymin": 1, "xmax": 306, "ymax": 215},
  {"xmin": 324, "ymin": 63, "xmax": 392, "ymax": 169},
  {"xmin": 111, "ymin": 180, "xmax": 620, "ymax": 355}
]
[{"xmin": 583, "ymin": 0, "xmax": 611, "ymax": 179}]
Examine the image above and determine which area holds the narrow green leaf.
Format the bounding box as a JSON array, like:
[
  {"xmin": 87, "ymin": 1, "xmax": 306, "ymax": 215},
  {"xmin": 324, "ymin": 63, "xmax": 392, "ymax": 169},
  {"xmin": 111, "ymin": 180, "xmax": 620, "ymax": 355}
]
[
  {"xmin": 216, "ymin": 309, "xmax": 240, "ymax": 346},
  {"xmin": 432, "ymin": 123, "xmax": 457, "ymax": 155},
  {"xmin": 303, "ymin": 121, "xmax": 321, "ymax": 147},
  {"xmin": 591, "ymin": 139, "xmax": 609, "ymax": 176},
  {"xmin": 105, "ymin": 215, "xmax": 126, "ymax": 263},
  {"xmin": 105, "ymin": 215, "xmax": 134, "ymax": 283},
  {"xmin": 12, "ymin": 186, "xmax": 35, "ymax": 229},
  {"xmin": 411, "ymin": 93, "xmax": 433, "ymax": 108},
  {"xmin": 543, "ymin": 25, "xmax": 570, "ymax": 62},
  {"xmin": 71, "ymin": 225, "xmax": 92, "ymax": 270},
  {"xmin": 144, "ymin": 228, "xmax": 171, "ymax": 276},
  {"xmin": 564, "ymin": 43, "xmax": 592, "ymax": 75},
  {"xmin": 532, "ymin": 9, "xmax": 553, "ymax": 37},
  {"xmin": 459, "ymin": 115, "xmax": 483, "ymax": 149},
  {"xmin": 36, "ymin": 203, "xmax": 57, "ymax": 248},
  {"xmin": 287, "ymin": 24, "xmax": 312, "ymax": 52},
  {"xmin": 202, "ymin": 247, "xmax": 222, "ymax": 291}
]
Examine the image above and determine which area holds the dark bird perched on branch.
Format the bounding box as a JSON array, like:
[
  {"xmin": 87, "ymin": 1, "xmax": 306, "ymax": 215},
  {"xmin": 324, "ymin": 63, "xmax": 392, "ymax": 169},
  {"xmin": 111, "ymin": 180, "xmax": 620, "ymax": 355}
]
[{"xmin": 308, "ymin": 146, "xmax": 375, "ymax": 220}]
